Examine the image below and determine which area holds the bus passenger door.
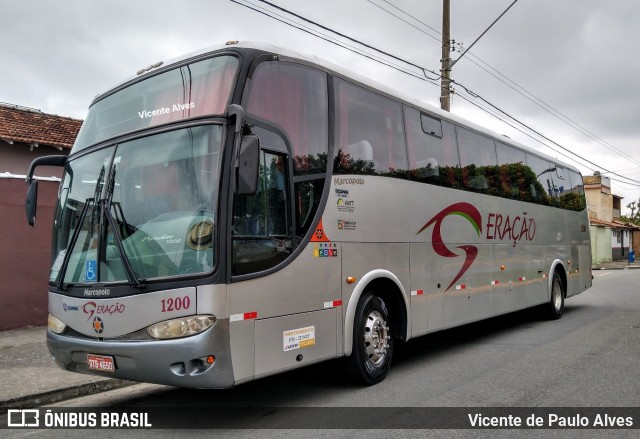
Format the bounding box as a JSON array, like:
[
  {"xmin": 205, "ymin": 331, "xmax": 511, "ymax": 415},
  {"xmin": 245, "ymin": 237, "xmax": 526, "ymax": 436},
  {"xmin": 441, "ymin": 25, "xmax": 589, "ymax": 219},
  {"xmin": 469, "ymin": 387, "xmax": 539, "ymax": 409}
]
[{"xmin": 229, "ymin": 129, "xmax": 339, "ymax": 383}]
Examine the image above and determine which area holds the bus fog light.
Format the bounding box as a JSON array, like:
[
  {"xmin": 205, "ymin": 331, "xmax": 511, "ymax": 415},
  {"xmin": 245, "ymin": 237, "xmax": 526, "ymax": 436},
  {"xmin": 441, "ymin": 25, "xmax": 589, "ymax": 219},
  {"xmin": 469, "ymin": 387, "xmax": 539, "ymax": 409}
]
[
  {"xmin": 147, "ymin": 315, "xmax": 216, "ymax": 339},
  {"xmin": 48, "ymin": 314, "xmax": 66, "ymax": 334}
]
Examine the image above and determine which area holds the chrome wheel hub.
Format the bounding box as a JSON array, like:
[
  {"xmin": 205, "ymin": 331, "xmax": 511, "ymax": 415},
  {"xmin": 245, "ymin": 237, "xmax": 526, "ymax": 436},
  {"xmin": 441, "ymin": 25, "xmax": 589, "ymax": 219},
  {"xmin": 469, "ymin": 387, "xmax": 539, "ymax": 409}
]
[{"xmin": 364, "ymin": 310, "xmax": 390, "ymax": 365}]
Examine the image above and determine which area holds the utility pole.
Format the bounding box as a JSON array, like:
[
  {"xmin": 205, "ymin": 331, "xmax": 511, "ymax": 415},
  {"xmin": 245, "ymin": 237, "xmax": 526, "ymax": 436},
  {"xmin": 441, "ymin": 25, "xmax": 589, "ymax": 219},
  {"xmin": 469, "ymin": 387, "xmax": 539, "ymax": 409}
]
[
  {"xmin": 440, "ymin": 0, "xmax": 519, "ymax": 112},
  {"xmin": 440, "ymin": 0, "xmax": 451, "ymax": 112}
]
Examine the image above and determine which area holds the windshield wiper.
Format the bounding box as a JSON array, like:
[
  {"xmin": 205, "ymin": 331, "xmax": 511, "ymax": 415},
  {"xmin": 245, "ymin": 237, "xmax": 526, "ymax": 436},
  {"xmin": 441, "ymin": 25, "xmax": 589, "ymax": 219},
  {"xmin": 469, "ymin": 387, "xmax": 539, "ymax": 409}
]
[
  {"xmin": 102, "ymin": 200, "xmax": 142, "ymax": 288},
  {"xmin": 56, "ymin": 163, "xmax": 107, "ymax": 290},
  {"xmin": 55, "ymin": 197, "xmax": 93, "ymax": 291},
  {"xmin": 103, "ymin": 166, "xmax": 143, "ymax": 289}
]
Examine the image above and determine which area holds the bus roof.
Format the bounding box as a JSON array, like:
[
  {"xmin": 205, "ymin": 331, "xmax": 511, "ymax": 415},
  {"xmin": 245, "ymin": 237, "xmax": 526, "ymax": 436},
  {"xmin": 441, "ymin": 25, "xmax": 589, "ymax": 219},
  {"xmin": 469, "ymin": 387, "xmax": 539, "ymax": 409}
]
[{"xmin": 94, "ymin": 40, "xmax": 581, "ymax": 174}]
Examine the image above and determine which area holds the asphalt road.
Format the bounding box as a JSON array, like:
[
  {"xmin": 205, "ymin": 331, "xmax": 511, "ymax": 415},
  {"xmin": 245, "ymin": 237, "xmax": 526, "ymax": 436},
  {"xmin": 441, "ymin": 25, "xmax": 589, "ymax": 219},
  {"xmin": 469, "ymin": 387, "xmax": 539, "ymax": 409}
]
[{"xmin": 6, "ymin": 269, "xmax": 640, "ymax": 438}]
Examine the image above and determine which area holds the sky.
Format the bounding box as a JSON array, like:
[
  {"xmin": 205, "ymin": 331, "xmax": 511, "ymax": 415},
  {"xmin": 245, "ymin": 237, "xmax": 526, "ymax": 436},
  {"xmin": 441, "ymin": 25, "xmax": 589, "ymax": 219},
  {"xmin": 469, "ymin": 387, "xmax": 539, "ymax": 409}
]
[{"xmin": 3, "ymin": 0, "xmax": 640, "ymax": 213}]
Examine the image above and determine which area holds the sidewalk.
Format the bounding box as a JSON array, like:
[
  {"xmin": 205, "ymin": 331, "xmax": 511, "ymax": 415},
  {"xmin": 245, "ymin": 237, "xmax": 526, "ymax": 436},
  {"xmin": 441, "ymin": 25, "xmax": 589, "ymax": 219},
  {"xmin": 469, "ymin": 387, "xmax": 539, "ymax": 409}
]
[
  {"xmin": 0, "ymin": 326, "xmax": 132, "ymax": 409},
  {"xmin": 1, "ymin": 259, "xmax": 638, "ymax": 409},
  {"xmin": 592, "ymin": 259, "xmax": 640, "ymax": 270}
]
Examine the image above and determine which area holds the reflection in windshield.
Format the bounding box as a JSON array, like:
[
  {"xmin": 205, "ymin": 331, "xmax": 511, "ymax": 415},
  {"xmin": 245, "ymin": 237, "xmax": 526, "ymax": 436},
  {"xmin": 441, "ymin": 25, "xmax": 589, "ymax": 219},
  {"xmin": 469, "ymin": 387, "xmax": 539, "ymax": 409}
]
[{"xmin": 51, "ymin": 125, "xmax": 222, "ymax": 286}]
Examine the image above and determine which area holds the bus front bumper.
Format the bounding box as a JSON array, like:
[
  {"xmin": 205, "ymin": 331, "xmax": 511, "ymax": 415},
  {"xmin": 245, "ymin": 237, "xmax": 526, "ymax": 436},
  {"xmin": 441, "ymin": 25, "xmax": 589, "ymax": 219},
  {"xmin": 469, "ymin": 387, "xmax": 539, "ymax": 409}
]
[{"xmin": 46, "ymin": 319, "xmax": 236, "ymax": 389}]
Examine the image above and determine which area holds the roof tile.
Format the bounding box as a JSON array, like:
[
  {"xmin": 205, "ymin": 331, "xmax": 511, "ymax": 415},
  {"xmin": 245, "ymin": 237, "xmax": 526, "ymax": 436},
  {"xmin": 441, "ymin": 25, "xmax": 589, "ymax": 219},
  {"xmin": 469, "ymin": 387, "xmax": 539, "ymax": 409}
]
[{"xmin": 0, "ymin": 104, "xmax": 82, "ymax": 149}]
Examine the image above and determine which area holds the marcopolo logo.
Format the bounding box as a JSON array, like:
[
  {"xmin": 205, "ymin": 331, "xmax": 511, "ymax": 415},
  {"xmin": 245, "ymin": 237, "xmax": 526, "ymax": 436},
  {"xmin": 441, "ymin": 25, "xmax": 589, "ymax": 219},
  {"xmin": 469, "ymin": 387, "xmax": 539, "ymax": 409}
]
[{"xmin": 417, "ymin": 202, "xmax": 482, "ymax": 292}]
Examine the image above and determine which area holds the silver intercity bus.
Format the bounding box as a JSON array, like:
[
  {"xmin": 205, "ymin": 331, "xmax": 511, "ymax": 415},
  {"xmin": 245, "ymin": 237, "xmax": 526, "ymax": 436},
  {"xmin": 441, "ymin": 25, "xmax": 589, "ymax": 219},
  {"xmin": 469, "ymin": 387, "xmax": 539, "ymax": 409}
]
[{"xmin": 25, "ymin": 41, "xmax": 592, "ymax": 387}]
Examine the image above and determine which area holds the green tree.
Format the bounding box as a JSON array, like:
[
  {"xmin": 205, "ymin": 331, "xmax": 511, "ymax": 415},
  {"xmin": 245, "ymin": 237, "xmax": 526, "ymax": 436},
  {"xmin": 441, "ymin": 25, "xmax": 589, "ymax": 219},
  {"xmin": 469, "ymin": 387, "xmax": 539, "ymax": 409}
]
[{"xmin": 623, "ymin": 200, "xmax": 640, "ymax": 225}]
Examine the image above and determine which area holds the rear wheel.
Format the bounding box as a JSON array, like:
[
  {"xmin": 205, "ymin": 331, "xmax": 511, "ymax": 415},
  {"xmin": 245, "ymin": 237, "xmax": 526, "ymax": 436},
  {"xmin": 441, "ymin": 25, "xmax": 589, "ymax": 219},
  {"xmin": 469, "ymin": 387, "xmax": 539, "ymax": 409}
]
[
  {"xmin": 348, "ymin": 292, "xmax": 394, "ymax": 385},
  {"xmin": 546, "ymin": 272, "xmax": 565, "ymax": 320}
]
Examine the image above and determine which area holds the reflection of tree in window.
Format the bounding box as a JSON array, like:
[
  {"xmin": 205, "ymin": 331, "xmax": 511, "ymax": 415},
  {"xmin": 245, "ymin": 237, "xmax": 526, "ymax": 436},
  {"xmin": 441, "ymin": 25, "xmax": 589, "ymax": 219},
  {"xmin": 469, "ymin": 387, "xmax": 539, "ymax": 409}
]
[
  {"xmin": 334, "ymin": 79, "xmax": 408, "ymax": 176},
  {"xmin": 245, "ymin": 61, "xmax": 328, "ymax": 176}
]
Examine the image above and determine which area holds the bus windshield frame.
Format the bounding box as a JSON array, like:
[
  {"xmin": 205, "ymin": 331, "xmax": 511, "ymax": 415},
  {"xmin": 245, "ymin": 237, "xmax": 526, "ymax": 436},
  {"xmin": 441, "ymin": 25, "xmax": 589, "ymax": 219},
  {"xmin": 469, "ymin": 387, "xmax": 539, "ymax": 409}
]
[{"xmin": 51, "ymin": 123, "xmax": 225, "ymax": 288}]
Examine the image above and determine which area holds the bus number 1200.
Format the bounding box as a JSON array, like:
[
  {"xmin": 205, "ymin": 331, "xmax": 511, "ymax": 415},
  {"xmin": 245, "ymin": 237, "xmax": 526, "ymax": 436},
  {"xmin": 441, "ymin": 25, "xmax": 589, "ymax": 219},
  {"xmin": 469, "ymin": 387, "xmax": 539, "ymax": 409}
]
[{"xmin": 161, "ymin": 296, "xmax": 191, "ymax": 312}]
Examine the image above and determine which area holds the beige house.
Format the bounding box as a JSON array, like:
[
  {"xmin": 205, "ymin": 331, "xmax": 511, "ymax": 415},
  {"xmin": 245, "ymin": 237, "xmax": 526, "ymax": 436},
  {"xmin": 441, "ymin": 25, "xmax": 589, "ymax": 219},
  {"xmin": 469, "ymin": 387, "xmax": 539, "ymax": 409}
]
[{"xmin": 584, "ymin": 173, "xmax": 637, "ymax": 262}]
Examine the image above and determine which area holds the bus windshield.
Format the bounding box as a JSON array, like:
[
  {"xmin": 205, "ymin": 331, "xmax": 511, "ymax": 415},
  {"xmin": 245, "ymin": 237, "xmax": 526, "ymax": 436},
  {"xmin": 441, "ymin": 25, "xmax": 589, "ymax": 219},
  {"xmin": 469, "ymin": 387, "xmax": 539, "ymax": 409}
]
[
  {"xmin": 71, "ymin": 55, "xmax": 238, "ymax": 153},
  {"xmin": 51, "ymin": 125, "xmax": 222, "ymax": 286}
]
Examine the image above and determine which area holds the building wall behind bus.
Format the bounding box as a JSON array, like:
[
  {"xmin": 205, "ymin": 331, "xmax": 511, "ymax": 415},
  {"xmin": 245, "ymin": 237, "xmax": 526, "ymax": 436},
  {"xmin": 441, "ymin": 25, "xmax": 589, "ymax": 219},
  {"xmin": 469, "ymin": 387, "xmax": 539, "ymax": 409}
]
[
  {"xmin": 590, "ymin": 225, "xmax": 612, "ymax": 264},
  {"xmin": 0, "ymin": 177, "xmax": 57, "ymax": 330}
]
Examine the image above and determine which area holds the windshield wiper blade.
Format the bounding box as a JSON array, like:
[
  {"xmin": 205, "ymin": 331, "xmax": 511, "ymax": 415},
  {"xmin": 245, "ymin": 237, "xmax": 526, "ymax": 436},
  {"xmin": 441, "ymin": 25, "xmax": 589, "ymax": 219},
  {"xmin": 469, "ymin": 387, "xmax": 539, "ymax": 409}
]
[
  {"xmin": 102, "ymin": 201, "xmax": 143, "ymax": 288},
  {"xmin": 55, "ymin": 198, "xmax": 93, "ymax": 290},
  {"xmin": 102, "ymin": 165, "xmax": 143, "ymax": 288}
]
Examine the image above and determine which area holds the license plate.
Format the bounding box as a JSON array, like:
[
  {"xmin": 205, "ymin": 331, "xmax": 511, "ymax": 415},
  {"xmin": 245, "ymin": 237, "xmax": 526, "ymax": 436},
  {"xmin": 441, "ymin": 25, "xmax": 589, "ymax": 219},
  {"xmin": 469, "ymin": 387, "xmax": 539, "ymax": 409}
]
[{"xmin": 87, "ymin": 354, "xmax": 115, "ymax": 372}]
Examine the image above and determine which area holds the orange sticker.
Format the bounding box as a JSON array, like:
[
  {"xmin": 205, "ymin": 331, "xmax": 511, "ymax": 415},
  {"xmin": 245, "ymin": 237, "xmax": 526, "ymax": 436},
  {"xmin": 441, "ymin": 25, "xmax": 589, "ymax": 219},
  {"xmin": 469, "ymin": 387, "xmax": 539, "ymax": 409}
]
[{"xmin": 310, "ymin": 219, "xmax": 331, "ymax": 242}]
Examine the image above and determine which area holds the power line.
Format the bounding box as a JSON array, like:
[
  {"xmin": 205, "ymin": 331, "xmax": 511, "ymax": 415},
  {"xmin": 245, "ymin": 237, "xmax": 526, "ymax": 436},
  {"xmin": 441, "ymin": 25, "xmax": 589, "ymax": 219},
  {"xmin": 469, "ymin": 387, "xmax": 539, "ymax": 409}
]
[
  {"xmin": 369, "ymin": 0, "xmax": 640, "ymax": 169},
  {"xmin": 365, "ymin": 0, "xmax": 441, "ymax": 43},
  {"xmin": 228, "ymin": 0, "xmax": 640, "ymax": 187},
  {"xmin": 229, "ymin": 0, "xmax": 439, "ymax": 86}
]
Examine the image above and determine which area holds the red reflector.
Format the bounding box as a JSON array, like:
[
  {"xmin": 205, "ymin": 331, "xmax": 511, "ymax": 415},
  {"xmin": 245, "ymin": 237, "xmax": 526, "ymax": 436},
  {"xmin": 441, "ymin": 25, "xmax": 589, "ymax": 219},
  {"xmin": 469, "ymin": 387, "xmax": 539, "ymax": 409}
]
[
  {"xmin": 244, "ymin": 312, "xmax": 257, "ymax": 320},
  {"xmin": 333, "ymin": 300, "xmax": 343, "ymax": 307}
]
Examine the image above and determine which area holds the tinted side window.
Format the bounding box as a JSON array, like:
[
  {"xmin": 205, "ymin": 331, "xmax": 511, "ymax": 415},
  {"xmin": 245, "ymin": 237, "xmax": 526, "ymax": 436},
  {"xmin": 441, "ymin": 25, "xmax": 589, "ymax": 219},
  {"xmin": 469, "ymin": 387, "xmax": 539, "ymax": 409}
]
[
  {"xmin": 334, "ymin": 79, "xmax": 408, "ymax": 178},
  {"xmin": 246, "ymin": 61, "xmax": 328, "ymax": 175},
  {"xmin": 525, "ymin": 154, "xmax": 554, "ymax": 206},
  {"xmin": 496, "ymin": 142, "xmax": 528, "ymax": 201},
  {"xmin": 551, "ymin": 166, "xmax": 568, "ymax": 207},
  {"xmin": 404, "ymin": 106, "xmax": 460, "ymax": 188},
  {"xmin": 232, "ymin": 149, "xmax": 292, "ymax": 276},
  {"xmin": 566, "ymin": 170, "xmax": 587, "ymax": 211},
  {"xmin": 456, "ymin": 127, "xmax": 500, "ymax": 195}
]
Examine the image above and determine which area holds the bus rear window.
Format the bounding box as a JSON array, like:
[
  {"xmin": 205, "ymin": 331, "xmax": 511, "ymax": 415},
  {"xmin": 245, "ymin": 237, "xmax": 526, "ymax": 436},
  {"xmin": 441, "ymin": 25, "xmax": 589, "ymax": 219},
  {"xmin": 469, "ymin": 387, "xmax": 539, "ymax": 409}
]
[{"xmin": 72, "ymin": 55, "xmax": 239, "ymax": 153}]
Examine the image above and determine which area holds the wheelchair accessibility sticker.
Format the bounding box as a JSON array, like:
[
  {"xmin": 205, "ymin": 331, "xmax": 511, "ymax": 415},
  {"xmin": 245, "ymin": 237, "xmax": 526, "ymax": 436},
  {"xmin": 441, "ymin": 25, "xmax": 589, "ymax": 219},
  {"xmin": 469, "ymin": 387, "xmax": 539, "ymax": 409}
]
[{"xmin": 85, "ymin": 260, "xmax": 97, "ymax": 282}]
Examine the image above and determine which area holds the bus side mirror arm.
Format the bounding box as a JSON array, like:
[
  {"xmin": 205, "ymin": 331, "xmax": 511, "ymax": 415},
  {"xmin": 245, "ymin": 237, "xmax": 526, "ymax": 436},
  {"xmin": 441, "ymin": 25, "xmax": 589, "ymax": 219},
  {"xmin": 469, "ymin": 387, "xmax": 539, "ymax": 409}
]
[
  {"xmin": 237, "ymin": 135, "xmax": 260, "ymax": 195},
  {"xmin": 228, "ymin": 104, "xmax": 245, "ymax": 134},
  {"xmin": 25, "ymin": 155, "xmax": 66, "ymax": 227}
]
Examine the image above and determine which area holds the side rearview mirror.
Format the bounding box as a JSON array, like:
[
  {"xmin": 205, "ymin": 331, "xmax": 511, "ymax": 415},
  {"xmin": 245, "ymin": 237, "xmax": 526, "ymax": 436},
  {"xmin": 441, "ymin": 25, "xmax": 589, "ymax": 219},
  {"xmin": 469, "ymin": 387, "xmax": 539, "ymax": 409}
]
[
  {"xmin": 24, "ymin": 155, "xmax": 66, "ymax": 227},
  {"xmin": 25, "ymin": 180, "xmax": 38, "ymax": 227},
  {"xmin": 237, "ymin": 135, "xmax": 260, "ymax": 195}
]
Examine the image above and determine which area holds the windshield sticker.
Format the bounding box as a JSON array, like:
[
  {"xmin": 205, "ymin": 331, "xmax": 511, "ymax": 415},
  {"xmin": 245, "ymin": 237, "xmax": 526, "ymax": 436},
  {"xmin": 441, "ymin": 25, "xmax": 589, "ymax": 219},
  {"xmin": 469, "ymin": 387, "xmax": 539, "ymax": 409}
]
[
  {"xmin": 283, "ymin": 326, "xmax": 316, "ymax": 352},
  {"xmin": 142, "ymin": 234, "xmax": 182, "ymax": 245},
  {"xmin": 137, "ymin": 102, "xmax": 195, "ymax": 119},
  {"xmin": 51, "ymin": 250, "xmax": 66, "ymax": 274},
  {"xmin": 84, "ymin": 260, "xmax": 97, "ymax": 282}
]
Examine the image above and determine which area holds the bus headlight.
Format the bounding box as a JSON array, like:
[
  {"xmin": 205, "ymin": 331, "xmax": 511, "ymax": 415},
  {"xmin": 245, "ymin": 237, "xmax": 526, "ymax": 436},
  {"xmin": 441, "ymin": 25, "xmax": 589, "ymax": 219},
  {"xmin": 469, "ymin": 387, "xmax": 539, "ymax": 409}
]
[
  {"xmin": 147, "ymin": 315, "xmax": 216, "ymax": 339},
  {"xmin": 48, "ymin": 314, "xmax": 67, "ymax": 334}
]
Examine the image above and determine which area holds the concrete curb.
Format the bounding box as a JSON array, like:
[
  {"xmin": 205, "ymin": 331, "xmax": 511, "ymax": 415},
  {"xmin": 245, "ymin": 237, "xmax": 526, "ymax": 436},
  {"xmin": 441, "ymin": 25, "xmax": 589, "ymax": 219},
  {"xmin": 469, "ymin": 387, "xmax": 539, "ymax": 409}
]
[
  {"xmin": 0, "ymin": 379, "xmax": 134, "ymax": 409},
  {"xmin": 593, "ymin": 266, "xmax": 640, "ymax": 270}
]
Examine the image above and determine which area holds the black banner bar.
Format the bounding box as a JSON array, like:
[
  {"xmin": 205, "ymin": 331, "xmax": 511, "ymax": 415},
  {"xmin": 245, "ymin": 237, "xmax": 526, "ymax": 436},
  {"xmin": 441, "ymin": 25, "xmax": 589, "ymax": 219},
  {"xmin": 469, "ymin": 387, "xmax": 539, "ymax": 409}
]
[{"xmin": 2, "ymin": 407, "xmax": 639, "ymax": 429}]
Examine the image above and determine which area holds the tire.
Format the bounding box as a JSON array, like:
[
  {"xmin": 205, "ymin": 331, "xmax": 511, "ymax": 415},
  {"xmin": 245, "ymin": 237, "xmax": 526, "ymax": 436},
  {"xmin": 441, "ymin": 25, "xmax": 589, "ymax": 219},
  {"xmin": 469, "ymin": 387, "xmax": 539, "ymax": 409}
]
[
  {"xmin": 546, "ymin": 272, "xmax": 565, "ymax": 320},
  {"xmin": 348, "ymin": 292, "xmax": 394, "ymax": 385}
]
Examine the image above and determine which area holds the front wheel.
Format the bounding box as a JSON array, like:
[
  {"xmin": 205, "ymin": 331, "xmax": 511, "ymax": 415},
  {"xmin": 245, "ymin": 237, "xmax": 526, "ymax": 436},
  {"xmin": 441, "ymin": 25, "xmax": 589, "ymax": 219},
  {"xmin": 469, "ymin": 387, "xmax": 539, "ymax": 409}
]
[
  {"xmin": 545, "ymin": 272, "xmax": 565, "ymax": 320},
  {"xmin": 348, "ymin": 292, "xmax": 394, "ymax": 385}
]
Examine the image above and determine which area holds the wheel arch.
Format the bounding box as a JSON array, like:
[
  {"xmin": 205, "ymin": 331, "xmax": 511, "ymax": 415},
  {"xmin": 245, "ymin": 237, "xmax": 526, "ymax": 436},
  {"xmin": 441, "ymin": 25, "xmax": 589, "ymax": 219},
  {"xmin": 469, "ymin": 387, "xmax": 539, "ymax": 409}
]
[
  {"xmin": 343, "ymin": 269, "xmax": 410, "ymax": 356},
  {"xmin": 549, "ymin": 259, "xmax": 568, "ymax": 298}
]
